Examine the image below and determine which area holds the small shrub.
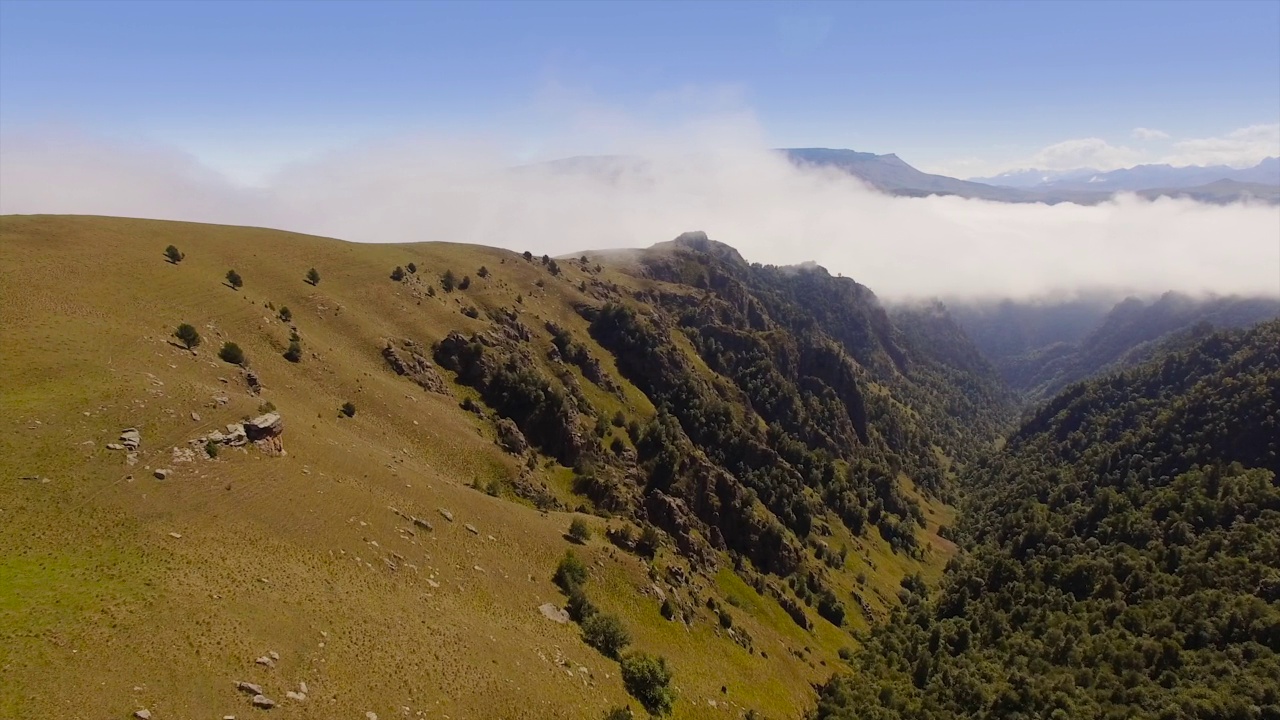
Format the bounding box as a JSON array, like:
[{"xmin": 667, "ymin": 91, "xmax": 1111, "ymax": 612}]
[
  {"xmin": 278, "ymin": 306, "xmax": 292, "ymax": 322},
  {"xmin": 164, "ymin": 245, "xmax": 184, "ymax": 263},
  {"xmin": 226, "ymin": 269, "xmax": 243, "ymax": 289},
  {"xmin": 718, "ymin": 608, "xmax": 733, "ymax": 629},
  {"xmin": 218, "ymin": 341, "xmax": 245, "ymax": 365},
  {"xmin": 620, "ymin": 652, "xmax": 676, "ymax": 716},
  {"xmin": 660, "ymin": 598, "xmax": 676, "ymax": 621},
  {"xmin": 523, "ymin": 250, "xmax": 533, "ymax": 261},
  {"xmin": 553, "ymin": 550, "xmax": 588, "ymax": 592},
  {"xmin": 390, "ymin": 266, "xmax": 405, "ymax": 282},
  {"xmin": 610, "ymin": 437, "xmax": 626, "ymax": 455},
  {"xmin": 541, "ymin": 254, "xmax": 550, "ymax": 265},
  {"xmin": 427, "ymin": 285, "xmax": 436, "ymax": 297},
  {"xmin": 340, "ymin": 401, "xmax": 356, "ymax": 418},
  {"xmin": 258, "ymin": 401, "xmax": 276, "ymax": 413},
  {"xmin": 566, "ymin": 585, "xmax": 597, "ymax": 622},
  {"xmin": 582, "ymin": 613, "xmax": 631, "ymax": 659},
  {"xmin": 306, "ymin": 268, "xmax": 320, "ymax": 285},
  {"xmin": 462, "ymin": 306, "xmax": 479, "ymax": 319},
  {"xmin": 548, "ymin": 259, "xmax": 561, "ymax": 275},
  {"xmin": 406, "ymin": 262, "xmax": 417, "ymax": 274},
  {"xmin": 638, "ymin": 525, "xmax": 662, "ymax": 558},
  {"xmin": 283, "ymin": 340, "xmax": 302, "ymax": 363},
  {"xmin": 602, "ymin": 707, "xmax": 633, "ymax": 720},
  {"xmin": 568, "ymin": 518, "xmax": 592, "ymax": 544},
  {"xmin": 477, "ymin": 265, "xmax": 489, "ymax": 278},
  {"xmin": 441, "ymin": 269, "xmax": 456, "ymax": 292},
  {"xmin": 516, "ymin": 294, "xmax": 523, "ymax": 304},
  {"xmin": 204, "ymin": 440, "xmax": 219, "ymax": 458},
  {"xmin": 459, "ymin": 275, "xmax": 471, "ymax": 290},
  {"xmin": 174, "ymin": 323, "xmax": 201, "ymax": 349}
]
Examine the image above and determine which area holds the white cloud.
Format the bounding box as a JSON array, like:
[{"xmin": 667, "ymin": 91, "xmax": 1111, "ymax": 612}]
[
  {"xmin": 2, "ymin": 126, "xmax": 1278, "ymax": 300},
  {"xmin": 1132, "ymin": 127, "xmax": 1171, "ymax": 141},
  {"xmin": 1161, "ymin": 124, "xmax": 1280, "ymax": 168},
  {"xmin": 1027, "ymin": 138, "xmax": 1144, "ymax": 172}
]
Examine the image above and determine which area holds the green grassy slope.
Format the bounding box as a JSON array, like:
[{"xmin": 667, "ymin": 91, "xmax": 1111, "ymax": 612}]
[{"xmin": 0, "ymin": 215, "xmax": 963, "ymax": 719}]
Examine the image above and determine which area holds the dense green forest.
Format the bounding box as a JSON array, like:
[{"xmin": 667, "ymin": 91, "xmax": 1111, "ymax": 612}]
[{"xmin": 814, "ymin": 319, "xmax": 1280, "ymax": 719}]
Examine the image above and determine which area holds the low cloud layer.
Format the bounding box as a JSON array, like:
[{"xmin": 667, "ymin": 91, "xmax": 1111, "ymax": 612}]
[{"xmin": 2, "ymin": 128, "xmax": 1278, "ymax": 299}]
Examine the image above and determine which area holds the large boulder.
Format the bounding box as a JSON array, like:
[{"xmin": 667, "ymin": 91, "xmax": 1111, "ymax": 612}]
[
  {"xmin": 244, "ymin": 412, "xmax": 283, "ymax": 440},
  {"xmin": 494, "ymin": 418, "xmax": 528, "ymax": 454}
]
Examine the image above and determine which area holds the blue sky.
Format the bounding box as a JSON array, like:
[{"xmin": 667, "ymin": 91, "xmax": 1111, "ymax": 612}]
[{"xmin": 2, "ymin": 0, "xmax": 1278, "ymax": 181}]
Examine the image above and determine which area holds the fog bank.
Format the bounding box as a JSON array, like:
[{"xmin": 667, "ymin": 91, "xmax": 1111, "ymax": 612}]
[{"xmin": 2, "ymin": 129, "xmax": 1277, "ymax": 299}]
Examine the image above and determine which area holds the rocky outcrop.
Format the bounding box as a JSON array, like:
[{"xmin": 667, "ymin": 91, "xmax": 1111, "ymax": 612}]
[
  {"xmin": 245, "ymin": 412, "xmax": 285, "ymax": 455},
  {"xmin": 644, "ymin": 491, "xmax": 717, "ymax": 572},
  {"xmin": 382, "ymin": 340, "xmax": 450, "ymax": 395},
  {"xmin": 494, "ymin": 418, "xmax": 528, "ymax": 454}
]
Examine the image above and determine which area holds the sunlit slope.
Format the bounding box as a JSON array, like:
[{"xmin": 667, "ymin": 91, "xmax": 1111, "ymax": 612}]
[{"xmin": 0, "ymin": 215, "xmax": 956, "ymax": 719}]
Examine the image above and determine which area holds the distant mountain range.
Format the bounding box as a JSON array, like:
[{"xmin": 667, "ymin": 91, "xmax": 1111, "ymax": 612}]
[
  {"xmin": 780, "ymin": 149, "xmax": 1280, "ymax": 205},
  {"xmin": 524, "ymin": 150, "xmax": 1279, "ymax": 205},
  {"xmin": 971, "ymin": 156, "xmax": 1280, "ymax": 192}
]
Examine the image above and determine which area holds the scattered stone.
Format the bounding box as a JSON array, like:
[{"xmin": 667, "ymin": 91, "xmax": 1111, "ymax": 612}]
[
  {"xmin": 236, "ymin": 681, "xmax": 263, "ymax": 695},
  {"xmin": 255, "ymin": 655, "xmax": 275, "ymax": 667},
  {"xmin": 412, "ymin": 516, "xmax": 433, "ymax": 532},
  {"xmin": 464, "ymin": 523, "xmax": 479, "ymax": 535},
  {"xmin": 120, "ymin": 428, "xmax": 141, "ymax": 450},
  {"xmin": 298, "ymin": 681, "xmax": 308, "ymax": 694},
  {"xmin": 251, "ymin": 694, "xmax": 276, "ymax": 709},
  {"xmin": 366, "ymin": 713, "xmax": 378, "ymax": 720},
  {"xmin": 268, "ymin": 650, "xmax": 279, "ymax": 661},
  {"xmin": 438, "ymin": 508, "xmax": 454, "ymax": 522},
  {"xmin": 106, "ymin": 443, "xmax": 125, "ymax": 450},
  {"xmin": 285, "ymin": 691, "xmax": 306, "ymax": 701},
  {"xmin": 191, "ymin": 411, "xmax": 201, "ymax": 422},
  {"xmin": 134, "ymin": 711, "xmax": 152, "ymax": 720},
  {"xmin": 168, "ymin": 532, "xmax": 182, "ymax": 539},
  {"xmin": 244, "ymin": 370, "xmax": 262, "ymax": 396},
  {"xmin": 539, "ymin": 602, "xmax": 570, "ymax": 624},
  {"xmin": 154, "ymin": 468, "xmax": 169, "ymax": 480},
  {"xmin": 214, "ymin": 394, "xmax": 230, "ymax": 406}
]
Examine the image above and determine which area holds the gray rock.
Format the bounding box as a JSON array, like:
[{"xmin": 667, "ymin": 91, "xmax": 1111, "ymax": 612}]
[
  {"xmin": 464, "ymin": 523, "xmax": 479, "ymax": 535},
  {"xmin": 153, "ymin": 468, "xmax": 169, "ymax": 480},
  {"xmin": 539, "ymin": 602, "xmax": 570, "ymax": 624},
  {"xmin": 285, "ymin": 691, "xmax": 306, "ymax": 701},
  {"xmin": 225, "ymin": 424, "xmax": 248, "ymax": 446},
  {"xmin": 298, "ymin": 681, "xmax": 308, "ymax": 694},
  {"xmin": 268, "ymin": 650, "xmax": 279, "ymax": 661},
  {"xmin": 133, "ymin": 711, "xmax": 152, "ymax": 720},
  {"xmin": 244, "ymin": 413, "xmax": 283, "ymax": 441},
  {"xmin": 254, "ymin": 655, "xmax": 275, "ymax": 667},
  {"xmin": 106, "ymin": 442, "xmax": 125, "ymax": 451},
  {"xmin": 438, "ymin": 508, "xmax": 454, "ymax": 522},
  {"xmin": 494, "ymin": 418, "xmax": 529, "ymax": 454},
  {"xmin": 191, "ymin": 411, "xmax": 201, "ymax": 422},
  {"xmin": 251, "ymin": 694, "xmax": 276, "ymax": 709},
  {"xmin": 412, "ymin": 516, "xmax": 433, "ymax": 532},
  {"xmin": 120, "ymin": 428, "xmax": 141, "ymax": 450},
  {"xmin": 235, "ymin": 681, "xmax": 263, "ymax": 695}
]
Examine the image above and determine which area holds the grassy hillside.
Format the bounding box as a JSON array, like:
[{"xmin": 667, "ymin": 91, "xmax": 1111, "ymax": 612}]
[{"xmin": 0, "ymin": 216, "xmax": 972, "ymax": 719}]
